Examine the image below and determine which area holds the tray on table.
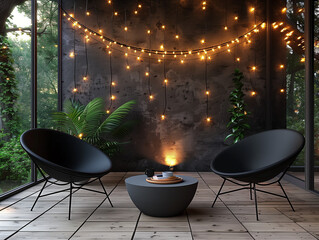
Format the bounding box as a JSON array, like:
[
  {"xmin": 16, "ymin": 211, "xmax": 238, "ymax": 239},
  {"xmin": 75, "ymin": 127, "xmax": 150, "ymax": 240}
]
[{"xmin": 146, "ymin": 176, "xmax": 183, "ymax": 184}]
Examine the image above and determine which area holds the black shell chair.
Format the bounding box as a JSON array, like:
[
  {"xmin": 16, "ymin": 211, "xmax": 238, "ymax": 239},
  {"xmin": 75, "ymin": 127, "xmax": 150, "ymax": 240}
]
[
  {"xmin": 20, "ymin": 128, "xmax": 113, "ymax": 220},
  {"xmin": 211, "ymin": 129, "xmax": 305, "ymax": 220}
]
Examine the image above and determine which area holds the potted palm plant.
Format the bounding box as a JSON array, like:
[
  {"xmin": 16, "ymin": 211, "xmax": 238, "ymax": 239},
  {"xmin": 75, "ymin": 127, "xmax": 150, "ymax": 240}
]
[{"xmin": 52, "ymin": 98, "xmax": 136, "ymax": 156}]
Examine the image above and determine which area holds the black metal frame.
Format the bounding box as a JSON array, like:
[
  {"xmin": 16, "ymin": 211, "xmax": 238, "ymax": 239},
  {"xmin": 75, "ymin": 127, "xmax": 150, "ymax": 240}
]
[
  {"xmin": 31, "ymin": 165, "xmax": 113, "ymax": 220},
  {"xmin": 212, "ymin": 170, "xmax": 295, "ymax": 221}
]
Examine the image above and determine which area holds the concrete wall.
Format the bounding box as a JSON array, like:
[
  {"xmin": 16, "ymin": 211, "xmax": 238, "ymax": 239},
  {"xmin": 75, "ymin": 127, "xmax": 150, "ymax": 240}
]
[{"xmin": 61, "ymin": 0, "xmax": 285, "ymax": 171}]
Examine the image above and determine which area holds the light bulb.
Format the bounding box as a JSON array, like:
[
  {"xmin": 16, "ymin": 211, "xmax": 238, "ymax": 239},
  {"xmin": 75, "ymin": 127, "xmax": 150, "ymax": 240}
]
[
  {"xmin": 160, "ymin": 44, "xmax": 164, "ymax": 49},
  {"xmin": 280, "ymin": 89, "xmax": 285, "ymax": 93},
  {"xmin": 300, "ymin": 57, "xmax": 305, "ymax": 62},
  {"xmin": 106, "ymin": 110, "xmax": 110, "ymax": 114},
  {"xmin": 86, "ymin": 11, "xmax": 90, "ymax": 16},
  {"xmin": 201, "ymin": 39, "xmax": 205, "ymax": 44},
  {"xmin": 252, "ymin": 66, "xmax": 256, "ymax": 71},
  {"xmin": 147, "ymin": 30, "xmax": 151, "ymax": 34},
  {"xmin": 134, "ymin": 10, "xmax": 138, "ymax": 14},
  {"xmin": 72, "ymin": 88, "xmax": 78, "ymax": 92},
  {"xmin": 224, "ymin": 26, "xmax": 228, "ymax": 30},
  {"xmin": 162, "ymin": 25, "xmax": 165, "ymax": 29},
  {"xmin": 145, "ymin": 72, "xmax": 149, "ymax": 76},
  {"xmin": 280, "ymin": 64, "xmax": 284, "ymax": 69},
  {"xmin": 180, "ymin": 59, "xmax": 184, "ymax": 64},
  {"xmin": 282, "ymin": 7, "xmax": 287, "ymax": 13},
  {"xmin": 126, "ymin": 65, "xmax": 130, "ymax": 69},
  {"xmin": 234, "ymin": 16, "xmax": 238, "ymax": 20},
  {"xmin": 69, "ymin": 52, "xmax": 75, "ymax": 58},
  {"xmin": 124, "ymin": 26, "xmax": 128, "ymax": 31},
  {"xmin": 175, "ymin": 35, "xmax": 179, "ymax": 39},
  {"xmin": 251, "ymin": 91, "xmax": 256, "ymax": 96},
  {"xmin": 149, "ymin": 95, "xmax": 153, "ymax": 100},
  {"xmin": 161, "ymin": 115, "xmax": 165, "ymax": 120},
  {"xmin": 164, "ymin": 79, "xmax": 168, "ymax": 84},
  {"xmin": 206, "ymin": 91, "xmax": 210, "ymax": 95},
  {"xmin": 112, "ymin": 82, "xmax": 116, "ymax": 86},
  {"xmin": 78, "ymin": 133, "xmax": 83, "ymax": 139},
  {"xmin": 250, "ymin": 7, "xmax": 255, "ymax": 12},
  {"xmin": 114, "ymin": 12, "xmax": 118, "ymax": 16},
  {"xmin": 83, "ymin": 76, "xmax": 88, "ymax": 81},
  {"xmin": 138, "ymin": 4, "xmax": 142, "ymax": 8},
  {"xmin": 206, "ymin": 117, "xmax": 211, "ymax": 122},
  {"xmin": 111, "ymin": 95, "xmax": 115, "ymax": 100}
]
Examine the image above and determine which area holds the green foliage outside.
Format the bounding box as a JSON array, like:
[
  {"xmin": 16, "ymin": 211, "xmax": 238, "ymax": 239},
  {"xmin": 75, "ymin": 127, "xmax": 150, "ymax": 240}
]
[
  {"xmin": 52, "ymin": 98, "xmax": 136, "ymax": 156},
  {"xmin": 225, "ymin": 69, "xmax": 250, "ymax": 144},
  {"xmin": 0, "ymin": 0, "xmax": 58, "ymax": 194}
]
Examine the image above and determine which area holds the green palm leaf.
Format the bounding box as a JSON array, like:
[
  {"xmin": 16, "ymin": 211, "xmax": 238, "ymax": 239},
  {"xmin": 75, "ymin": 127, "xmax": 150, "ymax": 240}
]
[{"xmin": 93, "ymin": 100, "xmax": 136, "ymax": 139}]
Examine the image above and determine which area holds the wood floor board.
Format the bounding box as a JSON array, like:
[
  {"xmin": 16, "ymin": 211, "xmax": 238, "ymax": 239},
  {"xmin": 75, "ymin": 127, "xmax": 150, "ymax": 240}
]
[{"xmin": 1, "ymin": 172, "xmax": 319, "ymax": 239}]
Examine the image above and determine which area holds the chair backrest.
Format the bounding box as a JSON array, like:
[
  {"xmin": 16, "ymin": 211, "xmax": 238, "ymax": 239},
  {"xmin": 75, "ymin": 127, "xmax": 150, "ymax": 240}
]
[
  {"xmin": 20, "ymin": 128, "xmax": 112, "ymax": 182},
  {"xmin": 211, "ymin": 129, "xmax": 305, "ymax": 181}
]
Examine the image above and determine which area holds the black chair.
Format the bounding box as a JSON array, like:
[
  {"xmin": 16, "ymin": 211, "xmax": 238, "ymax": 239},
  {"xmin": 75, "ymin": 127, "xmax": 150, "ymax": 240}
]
[
  {"xmin": 211, "ymin": 129, "xmax": 305, "ymax": 220},
  {"xmin": 20, "ymin": 128, "xmax": 113, "ymax": 220}
]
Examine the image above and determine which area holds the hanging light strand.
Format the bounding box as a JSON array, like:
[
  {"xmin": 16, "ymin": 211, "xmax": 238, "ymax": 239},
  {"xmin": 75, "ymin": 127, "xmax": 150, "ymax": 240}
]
[
  {"xmin": 162, "ymin": 58, "xmax": 168, "ymax": 120},
  {"xmin": 107, "ymin": 53, "xmax": 113, "ymax": 112},
  {"xmin": 72, "ymin": 1, "xmax": 77, "ymax": 96}
]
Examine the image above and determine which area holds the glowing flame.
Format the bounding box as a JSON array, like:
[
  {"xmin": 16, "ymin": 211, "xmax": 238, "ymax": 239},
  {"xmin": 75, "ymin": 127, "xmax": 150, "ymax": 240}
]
[{"xmin": 165, "ymin": 155, "xmax": 178, "ymax": 167}]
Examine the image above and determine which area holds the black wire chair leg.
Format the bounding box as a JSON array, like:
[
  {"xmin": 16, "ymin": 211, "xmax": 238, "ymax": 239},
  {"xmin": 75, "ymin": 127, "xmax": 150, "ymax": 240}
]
[
  {"xmin": 249, "ymin": 183, "xmax": 253, "ymax": 200},
  {"xmin": 253, "ymin": 183, "xmax": 259, "ymax": 221},
  {"xmin": 31, "ymin": 179, "xmax": 48, "ymax": 211},
  {"xmin": 68, "ymin": 183, "xmax": 72, "ymax": 220},
  {"xmin": 99, "ymin": 178, "xmax": 113, "ymax": 207},
  {"xmin": 278, "ymin": 181, "xmax": 295, "ymax": 212},
  {"xmin": 212, "ymin": 178, "xmax": 226, "ymax": 208}
]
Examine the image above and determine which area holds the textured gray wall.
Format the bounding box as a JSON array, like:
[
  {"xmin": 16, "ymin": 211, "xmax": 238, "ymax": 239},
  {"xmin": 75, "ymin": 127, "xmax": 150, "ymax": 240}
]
[{"xmin": 61, "ymin": 0, "xmax": 284, "ymax": 171}]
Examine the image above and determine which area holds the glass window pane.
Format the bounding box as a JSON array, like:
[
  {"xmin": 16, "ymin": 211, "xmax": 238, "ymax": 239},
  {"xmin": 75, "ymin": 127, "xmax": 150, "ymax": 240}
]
[
  {"xmin": 0, "ymin": 1, "xmax": 32, "ymax": 195},
  {"xmin": 37, "ymin": 0, "xmax": 58, "ymax": 129},
  {"xmin": 286, "ymin": 0, "xmax": 305, "ymax": 181}
]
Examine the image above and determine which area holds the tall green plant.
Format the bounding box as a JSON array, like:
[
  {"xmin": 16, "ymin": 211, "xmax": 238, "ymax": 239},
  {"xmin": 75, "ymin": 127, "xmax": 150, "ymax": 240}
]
[
  {"xmin": 225, "ymin": 69, "xmax": 250, "ymax": 144},
  {"xmin": 0, "ymin": 35, "xmax": 20, "ymax": 136},
  {"xmin": 52, "ymin": 98, "xmax": 136, "ymax": 156}
]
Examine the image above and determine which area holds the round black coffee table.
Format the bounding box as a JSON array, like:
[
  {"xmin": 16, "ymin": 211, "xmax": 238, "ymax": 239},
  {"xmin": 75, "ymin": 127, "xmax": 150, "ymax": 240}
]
[{"xmin": 125, "ymin": 175, "xmax": 198, "ymax": 217}]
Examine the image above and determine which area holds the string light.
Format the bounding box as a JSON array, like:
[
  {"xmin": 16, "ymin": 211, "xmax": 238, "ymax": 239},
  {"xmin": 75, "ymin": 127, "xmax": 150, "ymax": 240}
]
[
  {"xmin": 72, "ymin": 88, "xmax": 78, "ymax": 93},
  {"xmin": 300, "ymin": 57, "xmax": 305, "ymax": 62},
  {"xmin": 236, "ymin": 57, "xmax": 240, "ymax": 62},
  {"xmin": 206, "ymin": 117, "xmax": 211, "ymax": 122},
  {"xmin": 69, "ymin": 51, "xmax": 75, "ymax": 58},
  {"xmin": 147, "ymin": 30, "xmax": 151, "ymax": 34},
  {"xmin": 114, "ymin": 12, "xmax": 118, "ymax": 16},
  {"xmin": 78, "ymin": 133, "xmax": 83, "ymax": 139},
  {"xmin": 234, "ymin": 16, "xmax": 238, "ymax": 20},
  {"xmin": 149, "ymin": 95, "xmax": 154, "ymax": 100},
  {"xmin": 279, "ymin": 64, "xmax": 284, "ymax": 69},
  {"xmin": 106, "ymin": 110, "xmax": 110, "ymax": 114},
  {"xmin": 112, "ymin": 82, "xmax": 116, "ymax": 86},
  {"xmin": 280, "ymin": 89, "xmax": 285, "ymax": 93},
  {"xmin": 224, "ymin": 26, "xmax": 228, "ymax": 30},
  {"xmin": 250, "ymin": 7, "xmax": 255, "ymax": 12},
  {"xmin": 161, "ymin": 114, "xmax": 165, "ymax": 120},
  {"xmin": 281, "ymin": 7, "xmax": 287, "ymax": 13},
  {"xmin": 251, "ymin": 91, "xmax": 256, "ymax": 96},
  {"xmin": 62, "ymin": 9, "xmax": 264, "ymax": 58},
  {"xmin": 86, "ymin": 11, "xmax": 90, "ymax": 16},
  {"xmin": 175, "ymin": 35, "xmax": 179, "ymax": 39},
  {"xmin": 83, "ymin": 76, "xmax": 88, "ymax": 81},
  {"xmin": 124, "ymin": 26, "xmax": 128, "ymax": 31},
  {"xmin": 126, "ymin": 65, "xmax": 130, "ymax": 69},
  {"xmin": 111, "ymin": 95, "xmax": 116, "ymax": 100},
  {"xmin": 251, "ymin": 66, "xmax": 257, "ymax": 71}
]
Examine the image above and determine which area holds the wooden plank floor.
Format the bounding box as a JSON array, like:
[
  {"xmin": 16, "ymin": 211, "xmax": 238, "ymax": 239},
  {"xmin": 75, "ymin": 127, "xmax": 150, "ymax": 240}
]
[{"xmin": 0, "ymin": 172, "xmax": 319, "ymax": 240}]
